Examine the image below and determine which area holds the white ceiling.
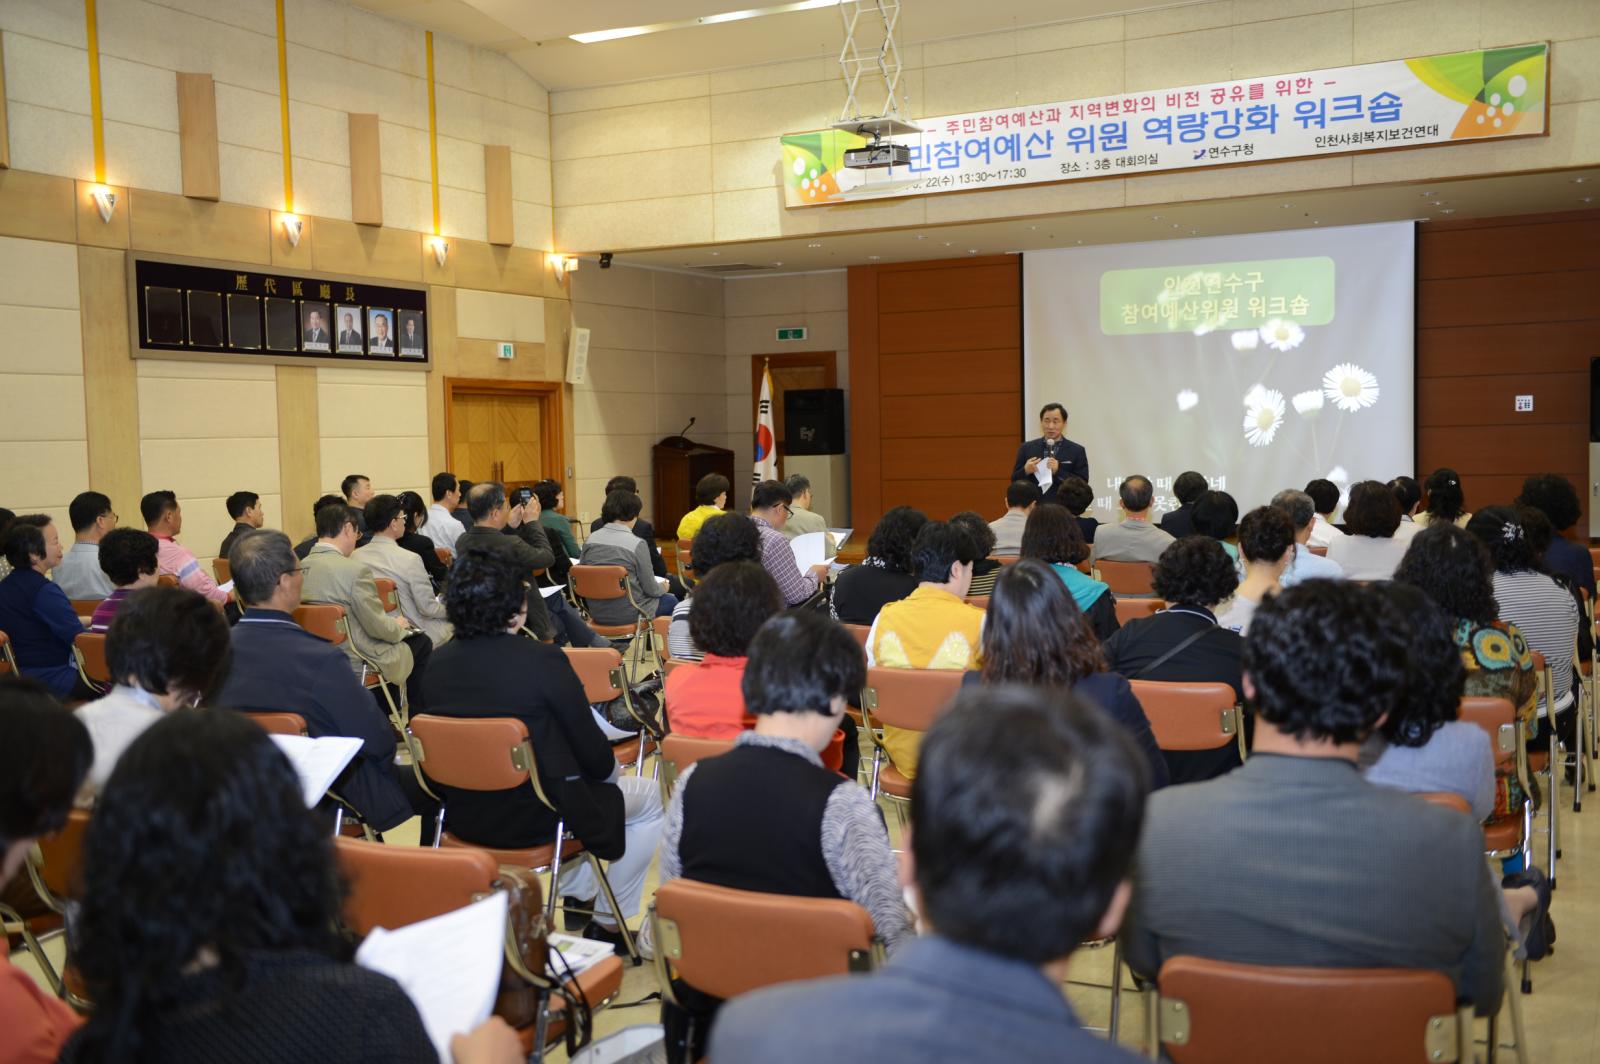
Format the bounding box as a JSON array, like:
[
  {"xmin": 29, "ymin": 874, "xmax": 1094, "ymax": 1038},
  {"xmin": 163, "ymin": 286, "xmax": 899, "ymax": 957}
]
[{"xmin": 352, "ymin": 0, "xmax": 1200, "ymax": 90}]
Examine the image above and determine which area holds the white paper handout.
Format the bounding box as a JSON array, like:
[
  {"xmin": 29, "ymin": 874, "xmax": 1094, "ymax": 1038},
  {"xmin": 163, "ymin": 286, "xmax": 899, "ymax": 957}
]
[
  {"xmin": 218, "ymin": 579, "xmax": 235, "ymax": 594},
  {"xmin": 540, "ymin": 583, "xmax": 565, "ymax": 599},
  {"xmin": 356, "ymin": 891, "xmax": 509, "ymax": 1064},
  {"xmin": 1034, "ymin": 457, "xmax": 1053, "ymax": 492},
  {"xmin": 789, "ymin": 531, "xmax": 828, "ymax": 577},
  {"xmin": 548, "ymin": 931, "xmax": 616, "ymax": 978},
  {"xmin": 268, "ymin": 733, "xmax": 363, "ymax": 808}
]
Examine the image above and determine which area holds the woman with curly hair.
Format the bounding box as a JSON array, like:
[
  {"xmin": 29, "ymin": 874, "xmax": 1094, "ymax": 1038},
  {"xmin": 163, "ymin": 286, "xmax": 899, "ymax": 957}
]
[
  {"xmin": 1326, "ymin": 480, "xmax": 1407, "ymax": 581},
  {"xmin": 61, "ymin": 708, "xmax": 520, "ymax": 1063},
  {"xmin": 830, "ymin": 505, "xmax": 927, "ymax": 625},
  {"xmin": 1103, "ymin": 535, "xmax": 1244, "ymax": 784},
  {"xmin": 1018, "ymin": 503, "xmax": 1119, "ymax": 642},
  {"xmin": 1394, "ymin": 523, "xmax": 1536, "ymax": 723},
  {"xmin": 668, "ymin": 512, "xmax": 762, "ymax": 660},
  {"xmin": 664, "ymin": 561, "xmax": 783, "ymax": 740},
  {"xmin": 965, "ymin": 558, "xmax": 1166, "ymax": 788},
  {"xmin": 420, "ymin": 546, "xmax": 663, "ymax": 956},
  {"xmin": 1417, "ymin": 467, "xmax": 1470, "ymax": 529},
  {"xmin": 948, "ymin": 511, "xmax": 1001, "ymax": 597}
]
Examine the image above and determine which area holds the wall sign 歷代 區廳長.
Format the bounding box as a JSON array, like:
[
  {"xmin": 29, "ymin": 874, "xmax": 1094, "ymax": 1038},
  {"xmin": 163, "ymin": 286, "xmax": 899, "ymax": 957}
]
[
  {"xmin": 780, "ymin": 43, "xmax": 1548, "ymax": 208},
  {"xmin": 128, "ymin": 255, "xmax": 429, "ymax": 368}
]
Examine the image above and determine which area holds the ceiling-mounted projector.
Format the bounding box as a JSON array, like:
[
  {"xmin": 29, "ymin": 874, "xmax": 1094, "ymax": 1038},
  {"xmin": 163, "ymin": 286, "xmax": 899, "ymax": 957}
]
[{"xmin": 844, "ymin": 142, "xmax": 910, "ymax": 169}]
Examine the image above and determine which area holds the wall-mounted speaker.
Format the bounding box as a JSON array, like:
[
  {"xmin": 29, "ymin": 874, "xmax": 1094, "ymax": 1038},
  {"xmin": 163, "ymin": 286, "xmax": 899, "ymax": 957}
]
[
  {"xmin": 784, "ymin": 388, "xmax": 845, "ymax": 455},
  {"xmin": 566, "ymin": 325, "xmax": 591, "ymax": 385}
]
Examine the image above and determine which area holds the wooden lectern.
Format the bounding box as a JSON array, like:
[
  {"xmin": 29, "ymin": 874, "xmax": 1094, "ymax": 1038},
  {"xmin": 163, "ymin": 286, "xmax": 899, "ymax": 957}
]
[{"xmin": 652, "ymin": 436, "xmax": 735, "ymax": 532}]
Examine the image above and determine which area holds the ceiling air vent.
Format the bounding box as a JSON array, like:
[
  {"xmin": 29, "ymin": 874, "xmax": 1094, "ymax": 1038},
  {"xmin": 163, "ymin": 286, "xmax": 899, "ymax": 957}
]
[{"xmin": 685, "ymin": 262, "xmax": 777, "ymax": 273}]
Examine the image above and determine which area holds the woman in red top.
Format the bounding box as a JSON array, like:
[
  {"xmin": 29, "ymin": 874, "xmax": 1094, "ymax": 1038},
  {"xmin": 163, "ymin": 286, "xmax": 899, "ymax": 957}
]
[{"xmin": 664, "ymin": 562, "xmax": 782, "ymax": 739}]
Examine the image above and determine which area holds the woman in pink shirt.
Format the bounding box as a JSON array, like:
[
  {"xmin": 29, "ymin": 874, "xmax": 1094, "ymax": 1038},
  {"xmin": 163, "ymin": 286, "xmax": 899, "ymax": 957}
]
[{"xmin": 664, "ymin": 562, "xmax": 782, "ymax": 739}]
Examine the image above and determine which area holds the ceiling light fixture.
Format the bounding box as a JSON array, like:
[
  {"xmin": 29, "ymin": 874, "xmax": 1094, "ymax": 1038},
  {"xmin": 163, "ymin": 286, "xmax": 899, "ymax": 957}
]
[
  {"xmin": 807, "ymin": 242, "xmax": 822, "ymax": 248},
  {"xmin": 281, "ymin": 213, "xmax": 304, "ymax": 247},
  {"xmin": 90, "ymin": 185, "xmax": 117, "ymax": 224},
  {"xmin": 570, "ymin": 0, "xmax": 841, "ymax": 44},
  {"xmin": 1573, "ymin": 177, "xmax": 1587, "ymax": 184},
  {"xmin": 1438, "ymin": 208, "xmax": 1456, "ymax": 215},
  {"xmin": 429, "ymin": 236, "xmax": 449, "ymax": 267}
]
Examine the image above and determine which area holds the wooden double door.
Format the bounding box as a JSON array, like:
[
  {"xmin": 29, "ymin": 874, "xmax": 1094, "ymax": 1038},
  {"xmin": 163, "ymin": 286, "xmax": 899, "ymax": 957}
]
[{"xmin": 444, "ymin": 379, "xmax": 564, "ymax": 496}]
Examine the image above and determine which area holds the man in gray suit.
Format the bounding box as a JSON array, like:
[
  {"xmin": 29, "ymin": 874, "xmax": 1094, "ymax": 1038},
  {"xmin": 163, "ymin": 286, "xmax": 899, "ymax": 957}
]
[
  {"xmin": 1089, "ymin": 474, "xmax": 1175, "ymax": 566},
  {"xmin": 710, "ymin": 685, "xmax": 1151, "ymax": 1064},
  {"xmin": 1124, "ymin": 580, "xmax": 1505, "ymax": 1015}
]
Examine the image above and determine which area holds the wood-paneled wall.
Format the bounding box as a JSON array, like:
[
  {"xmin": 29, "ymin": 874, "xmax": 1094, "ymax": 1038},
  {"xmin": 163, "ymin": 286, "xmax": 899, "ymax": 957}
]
[
  {"xmin": 1416, "ymin": 210, "xmax": 1600, "ymax": 531},
  {"xmin": 849, "ymin": 256, "xmax": 1021, "ymax": 533}
]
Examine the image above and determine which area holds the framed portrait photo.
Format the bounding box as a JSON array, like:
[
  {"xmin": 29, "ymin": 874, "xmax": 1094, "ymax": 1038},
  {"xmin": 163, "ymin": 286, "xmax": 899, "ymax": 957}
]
[
  {"xmin": 397, "ymin": 309, "xmax": 425, "ymax": 358},
  {"xmin": 334, "ymin": 305, "xmax": 364, "ymax": 353},
  {"xmin": 300, "ymin": 301, "xmax": 332, "ymax": 352},
  {"xmin": 367, "ymin": 308, "xmax": 396, "ymax": 356}
]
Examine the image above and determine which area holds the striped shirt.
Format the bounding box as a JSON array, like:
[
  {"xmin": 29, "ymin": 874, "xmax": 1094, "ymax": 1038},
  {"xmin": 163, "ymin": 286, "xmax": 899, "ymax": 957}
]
[
  {"xmin": 1493, "ymin": 569, "xmax": 1580, "ymax": 715},
  {"xmin": 754, "ymin": 515, "xmax": 820, "ymax": 606}
]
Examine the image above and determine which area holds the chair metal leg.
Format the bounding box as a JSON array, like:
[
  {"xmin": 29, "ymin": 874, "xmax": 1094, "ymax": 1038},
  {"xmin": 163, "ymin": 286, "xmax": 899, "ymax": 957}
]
[
  {"xmin": 530, "ymin": 988, "xmax": 551, "ymax": 1064},
  {"xmin": 1143, "ymin": 986, "xmax": 1161, "ymax": 1060},
  {"xmin": 545, "ymin": 823, "xmax": 568, "ymax": 923},
  {"xmin": 1547, "ymin": 730, "xmax": 1559, "ymax": 886},
  {"xmin": 1505, "ymin": 954, "xmax": 1531, "ymax": 1064},
  {"xmin": 0, "ymin": 902, "xmax": 63, "ymax": 998},
  {"xmin": 1108, "ymin": 937, "xmax": 1123, "ymax": 1045},
  {"xmin": 429, "ymin": 805, "xmax": 445, "ymax": 849},
  {"xmin": 1486, "ymin": 1011, "xmax": 1499, "ymax": 1064},
  {"xmin": 586, "ymin": 851, "xmax": 640, "ymax": 963},
  {"xmin": 331, "ymin": 805, "xmax": 344, "ymax": 838}
]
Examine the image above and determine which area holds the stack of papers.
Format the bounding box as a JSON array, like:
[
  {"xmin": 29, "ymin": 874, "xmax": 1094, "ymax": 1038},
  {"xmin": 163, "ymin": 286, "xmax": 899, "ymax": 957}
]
[
  {"xmin": 356, "ymin": 892, "xmax": 509, "ymax": 1063},
  {"xmin": 548, "ymin": 931, "xmax": 617, "ymax": 978},
  {"xmin": 268, "ymin": 734, "xmax": 363, "ymax": 808},
  {"xmin": 790, "ymin": 531, "xmax": 829, "ymax": 576}
]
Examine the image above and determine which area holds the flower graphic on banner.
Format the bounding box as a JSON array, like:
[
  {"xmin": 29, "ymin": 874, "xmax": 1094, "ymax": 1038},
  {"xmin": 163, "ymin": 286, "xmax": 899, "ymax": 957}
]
[
  {"xmin": 1291, "ymin": 390, "xmax": 1324, "ymax": 418},
  {"xmin": 1322, "ymin": 363, "xmax": 1380, "ymax": 411},
  {"xmin": 1259, "ymin": 319, "xmax": 1305, "ymax": 351},
  {"xmin": 1175, "ymin": 389, "xmax": 1199, "ymax": 412},
  {"xmin": 1230, "ymin": 330, "xmax": 1260, "ymax": 351},
  {"xmin": 1243, "ymin": 388, "xmax": 1285, "ymax": 448}
]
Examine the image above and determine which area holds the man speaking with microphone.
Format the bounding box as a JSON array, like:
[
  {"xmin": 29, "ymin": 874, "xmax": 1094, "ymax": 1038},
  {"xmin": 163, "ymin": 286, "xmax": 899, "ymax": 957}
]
[{"xmin": 1009, "ymin": 402, "xmax": 1089, "ymax": 507}]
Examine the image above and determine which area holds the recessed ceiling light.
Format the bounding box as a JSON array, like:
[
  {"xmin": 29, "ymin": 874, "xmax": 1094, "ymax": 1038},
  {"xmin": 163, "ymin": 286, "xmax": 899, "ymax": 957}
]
[
  {"xmin": 772, "ymin": 261, "xmax": 783, "ymax": 266},
  {"xmin": 1419, "ymin": 190, "xmax": 1436, "ymax": 197},
  {"xmin": 1281, "ymin": 203, "xmax": 1294, "ymax": 208},
  {"xmin": 1439, "ymin": 208, "xmax": 1456, "ymax": 214},
  {"xmin": 1150, "ymin": 215, "xmax": 1162, "ymax": 221},
  {"xmin": 1582, "ymin": 197, "xmax": 1595, "ymax": 204},
  {"xmin": 914, "ymin": 234, "xmax": 926, "ymax": 240},
  {"xmin": 1189, "ymin": 230, "xmax": 1198, "ymax": 235},
  {"xmin": 1027, "ymin": 225, "xmax": 1038, "ymax": 231},
  {"xmin": 1170, "ymin": 223, "xmax": 1180, "ymax": 229},
  {"xmin": 867, "ymin": 254, "xmax": 880, "ymax": 260},
  {"xmin": 708, "ymin": 251, "xmax": 719, "ymax": 256},
  {"xmin": 1312, "ymin": 220, "xmax": 1321, "ymax": 225},
  {"xmin": 967, "ymin": 248, "xmax": 978, "ymax": 254},
  {"xmin": 1075, "ymin": 240, "xmax": 1083, "ymax": 245},
  {"xmin": 807, "ymin": 243, "xmax": 822, "ymax": 248},
  {"xmin": 569, "ymin": 0, "xmax": 842, "ymax": 43},
  {"xmin": 942, "ymin": 242, "xmax": 953, "ymax": 247},
  {"xmin": 1573, "ymin": 177, "xmax": 1588, "ymax": 184}
]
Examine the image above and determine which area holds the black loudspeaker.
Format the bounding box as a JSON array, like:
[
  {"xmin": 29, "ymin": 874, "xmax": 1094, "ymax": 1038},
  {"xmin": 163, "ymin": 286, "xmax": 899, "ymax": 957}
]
[{"xmin": 784, "ymin": 388, "xmax": 846, "ymax": 455}]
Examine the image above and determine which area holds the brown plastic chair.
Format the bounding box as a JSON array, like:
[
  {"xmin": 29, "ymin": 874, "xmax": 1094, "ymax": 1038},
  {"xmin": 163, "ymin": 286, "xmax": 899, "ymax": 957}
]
[
  {"xmin": 245, "ymin": 711, "xmax": 309, "ymax": 736},
  {"xmin": 213, "ymin": 557, "xmax": 231, "ymax": 584},
  {"xmin": 1416, "ymin": 791, "xmax": 1472, "ymax": 815},
  {"xmin": 1115, "ymin": 596, "xmax": 1166, "ymax": 625},
  {"xmin": 1130, "ymin": 680, "xmax": 1245, "ymax": 759},
  {"xmin": 1153, "ymin": 956, "xmax": 1466, "ymax": 1064},
  {"xmin": 859, "ymin": 666, "xmax": 964, "ymax": 810},
  {"xmin": 72, "ymin": 632, "xmax": 111, "ymax": 694},
  {"xmin": 570, "ymin": 563, "xmax": 658, "ymax": 676},
  {"xmin": 843, "ymin": 623, "xmax": 871, "ymax": 647},
  {"xmin": 372, "ymin": 576, "xmax": 400, "ymax": 614},
  {"xmin": 0, "ymin": 630, "xmax": 15, "ymax": 675},
  {"xmin": 1094, "ymin": 560, "xmax": 1156, "ymax": 595},
  {"xmin": 676, "ymin": 538, "xmax": 694, "ymax": 586},
  {"xmin": 435, "ymin": 547, "xmax": 453, "ymax": 567},
  {"xmin": 989, "ymin": 555, "xmax": 1019, "ymax": 565},
  {"xmin": 1459, "ymin": 696, "xmax": 1531, "ymax": 870},
  {"xmin": 563, "ymin": 647, "xmax": 660, "ymax": 775},
  {"xmin": 405, "ymin": 713, "xmax": 639, "ymax": 962},
  {"xmin": 651, "ymin": 614, "xmax": 672, "ymax": 662},
  {"xmin": 964, "ymin": 595, "xmax": 989, "ymax": 609},
  {"xmin": 650, "ymin": 878, "xmax": 882, "ymax": 1007},
  {"xmin": 17, "ymin": 808, "xmax": 93, "ymax": 999},
  {"xmin": 662, "ymin": 657, "xmax": 694, "ymax": 678},
  {"xmin": 69, "ymin": 598, "xmax": 102, "ymax": 622},
  {"xmin": 658, "ymin": 732, "xmax": 736, "ymax": 799},
  {"xmin": 1308, "ymin": 545, "xmax": 1329, "ymax": 557},
  {"xmin": 294, "ymin": 602, "xmax": 405, "ymax": 729},
  {"xmin": 156, "ymin": 573, "xmax": 180, "ymax": 588}
]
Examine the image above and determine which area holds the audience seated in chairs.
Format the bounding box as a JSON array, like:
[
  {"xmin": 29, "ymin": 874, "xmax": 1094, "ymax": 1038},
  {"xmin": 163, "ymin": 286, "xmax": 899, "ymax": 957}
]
[
  {"xmin": 589, "ymin": 475, "xmax": 685, "ymax": 598},
  {"xmin": 54, "ymin": 491, "xmax": 116, "ymax": 601},
  {"xmin": 580, "ymin": 489, "xmax": 679, "ymax": 622},
  {"xmin": 422, "ymin": 472, "xmax": 466, "ymax": 553},
  {"xmin": 712, "ymin": 683, "xmax": 1150, "ymax": 1064},
  {"xmin": 0, "ymin": 508, "xmax": 14, "ymax": 581},
  {"xmin": 1190, "ymin": 489, "xmax": 1242, "ymax": 569},
  {"xmin": 1389, "ymin": 474, "xmax": 1424, "ymax": 544},
  {"xmin": 294, "ymin": 494, "xmax": 346, "ymax": 560},
  {"xmin": 215, "ymin": 529, "xmax": 436, "ymax": 839},
  {"xmin": 0, "ymin": 679, "xmax": 93, "ymax": 1063},
  {"xmin": 1090, "ymin": 475, "xmax": 1174, "ymax": 566},
  {"xmin": 1270, "ymin": 488, "xmax": 1346, "ymax": 587},
  {"xmin": 87, "ymin": 529, "xmax": 161, "ymax": 633},
  {"xmin": 218, "ymin": 489, "xmax": 265, "ymax": 561},
  {"xmin": 420, "ymin": 546, "xmax": 663, "ymax": 955},
  {"xmin": 748, "ymin": 480, "xmax": 828, "ymax": 608},
  {"xmin": 0, "ymin": 515, "xmax": 93, "ymax": 700},
  {"xmin": 660, "ymin": 610, "xmax": 910, "ymax": 1062},
  {"xmin": 963, "ymin": 558, "xmax": 1167, "ymax": 789},
  {"xmin": 341, "ymin": 473, "xmax": 374, "ymax": 534},
  {"xmin": 1018, "ymin": 503, "xmax": 1119, "ymax": 642},
  {"xmin": 1470, "ymin": 506, "xmax": 1581, "ymax": 745},
  {"xmin": 354, "ymin": 494, "xmax": 452, "ymax": 648},
  {"xmin": 663, "ymin": 561, "xmax": 782, "ymax": 740},
  {"xmin": 830, "ymin": 506, "xmax": 927, "ymax": 626},
  {"xmin": 1124, "ymin": 580, "xmax": 1507, "ymax": 1018},
  {"xmin": 59, "ymin": 709, "xmax": 517, "ymax": 1064},
  {"xmin": 1359, "ymin": 583, "xmax": 1553, "ymax": 961},
  {"xmin": 74, "ymin": 585, "xmax": 230, "ymax": 804},
  {"xmin": 865, "ymin": 521, "xmax": 985, "ymax": 781},
  {"xmin": 1326, "ymin": 480, "xmax": 1408, "ymax": 581},
  {"xmin": 668, "ymin": 512, "xmax": 762, "ymax": 660},
  {"xmin": 1102, "ymin": 536, "xmax": 1243, "ymax": 785},
  {"xmin": 1058, "ymin": 475, "xmax": 1102, "ymax": 548},
  {"xmin": 1304, "ymin": 477, "xmax": 1348, "ymax": 548},
  {"xmin": 1217, "ymin": 505, "xmax": 1296, "ymax": 635},
  {"xmin": 1518, "ymin": 473, "xmax": 1595, "ymax": 603},
  {"xmin": 1395, "ymin": 524, "xmax": 1537, "ymax": 724},
  {"xmin": 1418, "ymin": 466, "xmax": 1471, "ymax": 529},
  {"xmin": 302, "ymin": 503, "xmax": 431, "ymax": 714},
  {"xmin": 987, "ymin": 479, "xmax": 1039, "ymax": 557},
  {"xmin": 1158, "ymin": 470, "xmax": 1208, "ymax": 539},
  {"xmin": 533, "ymin": 479, "xmax": 581, "ymax": 578},
  {"xmin": 141, "ymin": 490, "xmax": 229, "ymax": 606},
  {"xmin": 396, "ymin": 491, "xmax": 450, "ymax": 592},
  {"xmin": 949, "ymin": 511, "xmax": 1000, "ymax": 598},
  {"xmin": 676, "ymin": 472, "xmax": 730, "ymax": 544},
  {"xmin": 780, "ymin": 474, "xmax": 837, "ymax": 556}
]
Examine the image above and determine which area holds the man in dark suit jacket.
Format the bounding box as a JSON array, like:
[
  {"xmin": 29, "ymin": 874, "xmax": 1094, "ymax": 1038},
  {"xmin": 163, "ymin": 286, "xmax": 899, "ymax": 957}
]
[
  {"xmin": 302, "ymin": 309, "xmax": 330, "ymax": 346},
  {"xmin": 1009, "ymin": 402, "xmax": 1088, "ymax": 507},
  {"xmin": 1158, "ymin": 470, "xmax": 1209, "ymax": 539},
  {"xmin": 214, "ymin": 528, "xmax": 438, "ymax": 838},
  {"xmin": 587, "ymin": 474, "xmax": 687, "ymax": 597},
  {"xmin": 1123, "ymin": 581, "xmax": 1505, "ymax": 1016}
]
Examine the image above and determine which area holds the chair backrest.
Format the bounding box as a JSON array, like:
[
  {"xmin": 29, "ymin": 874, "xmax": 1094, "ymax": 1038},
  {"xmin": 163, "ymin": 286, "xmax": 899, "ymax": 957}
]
[
  {"xmin": 1589, "ymin": 546, "xmax": 1600, "ymax": 567},
  {"xmin": 245, "ymin": 710, "xmax": 309, "ymax": 736},
  {"xmin": 964, "ymin": 595, "xmax": 989, "ymax": 609},
  {"xmin": 661, "ymin": 733, "xmax": 736, "ymax": 775},
  {"xmin": 1115, "ymin": 596, "xmax": 1166, "ymax": 625},
  {"xmin": 988, "ymin": 555, "xmax": 1019, "ymax": 565},
  {"xmin": 1308, "ymin": 545, "xmax": 1329, "ymax": 557},
  {"xmin": 843, "ymin": 623, "xmax": 871, "ymax": 648},
  {"xmin": 373, "ymin": 577, "xmax": 400, "ymax": 613},
  {"xmin": 31, "ymin": 808, "xmax": 92, "ymax": 910},
  {"xmin": 1130, "ymin": 680, "xmax": 1240, "ymax": 751},
  {"xmin": 409, "ymin": 714, "xmax": 536, "ymax": 792},
  {"xmin": 652, "ymin": 614, "xmax": 671, "ymax": 652},
  {"xmin": 563, "ymin": 646, "xmax": 627, "ymax": 704},
  {"xmin": 676, "ymin": 539, "xmax": 694, "ymax": 580},
  {"xmin": 156, "ymin": 573, "xmax": 180, "ymax": 588},
  {"xmin": 663, "ymin": 657, "xmax": 694, "ymax": 677},
  {"xmin": 73, "ymin": 632, "xmax": 111, "ymax": 685},
  {"xmin": 294, "ymin": 602, "xmax": 348, "ymax": 646},
  {"xmin": 69, "ymin": 598, "xmax": 102, "ymax": 620},
  {"xmin": 336, "ymin": 836, "xmax": 499, "ymax": 937},
  {"xmin": 570, "ymin": 564, "xmax": 627, "ymax": 603},
  {"xmin": 213, "ymin": 557, "xmax": 231, "ymax": 584},
  {"xmin": 860, "ymin": 666, "xmax": 964, "ymax": 732},
  {"xmin": 0, "ymin": 630, "xmax": 14, "ymax": 674},
  {"xmin": 653, "ymin": 878, "xmax": 879, "ymax": 1001},
  {"xmin": 1156, "ymin": 955, "xmax": 1461, "ymax": 1064},
  {"xmin": 1416, "ymin": 791, "xmax": 1472, "ymax": 815},
  {"xmin": 1095, "ymin": 560, "xmax": 1156, "ymax": 595},
  {"xmin": 1457, "ymin": 696, "xmax": 1517, "ymax": 769},
  {"xmin": 435, "ymin": 547, "xmax": 453, "ymax": 566}
]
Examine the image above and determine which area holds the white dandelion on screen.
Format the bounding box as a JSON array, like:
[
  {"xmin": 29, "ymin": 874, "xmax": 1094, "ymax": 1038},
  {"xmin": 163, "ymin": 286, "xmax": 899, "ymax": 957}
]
[
  {"xmin": 1243, "ymin": 388, "xmax": 1285, "ymax": 447},
  {"xmin": 1259, "ymin": 319, "xmax": 1305, "ymax": 352},
  {"xmin": 1291, "ymin": 390, "xmax": 1324, "ymax": 418},
  {"xmin": 1175, "ymin": 389, "xmax": 1199, "ymax": 412},
  {"xmin": 1322, "ymin": 363, "xmax": 1380, "ymax": 412}
]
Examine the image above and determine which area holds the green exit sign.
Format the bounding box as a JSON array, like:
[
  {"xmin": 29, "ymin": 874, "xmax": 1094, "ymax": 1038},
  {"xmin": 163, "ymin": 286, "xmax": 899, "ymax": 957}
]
[{"xmin": 776, "ymin": 327, "xmax": 808, "ymax": 341}]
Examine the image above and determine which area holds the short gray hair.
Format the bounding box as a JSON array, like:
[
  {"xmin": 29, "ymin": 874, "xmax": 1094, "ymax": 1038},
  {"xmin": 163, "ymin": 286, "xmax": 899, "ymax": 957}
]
[
  {"xmin": 1270, "ymin": 489, "xmax": 1315, "ymax": 531},
  {"xmin": 783, "ymin": 473, "xmax": 812, "ymax": 497},
  {"xmin": 230, "ymin": 529, "xmax": 296, "ymax": 605}
]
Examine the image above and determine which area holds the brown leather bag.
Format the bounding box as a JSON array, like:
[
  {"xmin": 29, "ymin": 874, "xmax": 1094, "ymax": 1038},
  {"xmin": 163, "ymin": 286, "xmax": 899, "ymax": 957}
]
[{"xmin": 490, "ymin": 866, "xmax": 550, "ymax": 1028}]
